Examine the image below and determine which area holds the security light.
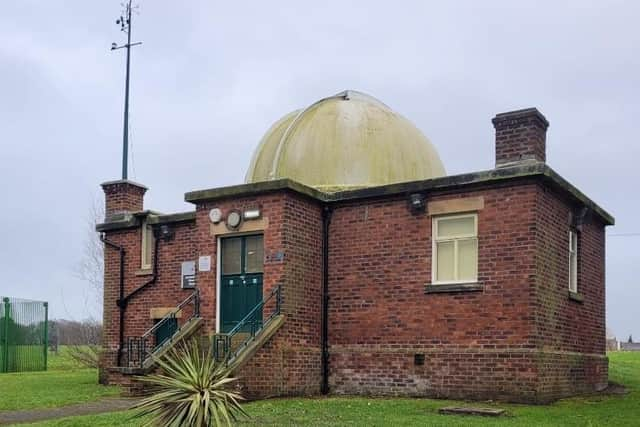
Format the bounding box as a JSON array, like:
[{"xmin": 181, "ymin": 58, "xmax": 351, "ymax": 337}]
[
  {"xmin": 409, "ymin": 193, "xmax": 426, "ymax": 214},
  {"xmin": 154, "ymin": 224, "xmax": 174, "ymax": 241},
  {"xmin": 243, "ymin": 208, "xmax": 261, "ymax": 220}
]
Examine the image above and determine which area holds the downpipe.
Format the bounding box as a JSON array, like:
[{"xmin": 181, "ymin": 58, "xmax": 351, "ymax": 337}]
[
  {"xmin": 321, "ymin": 205, "xmax": 333, "ymax": 395},
  {"xmin": 100, "ymin": 234, "xmax": 126, "ymax": 366},
  {"xmin": 102, "ymin": 226, "xmax": 166, "ymax": 367}
]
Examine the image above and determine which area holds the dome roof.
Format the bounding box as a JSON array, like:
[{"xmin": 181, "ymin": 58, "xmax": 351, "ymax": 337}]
[{"xmin": 245, "ymin": 90, "xmax": 445, "ymax": 191}]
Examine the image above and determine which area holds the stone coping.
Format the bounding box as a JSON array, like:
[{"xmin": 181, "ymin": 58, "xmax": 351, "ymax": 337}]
[
  {"xmin": 96, "ymin": 210, "xmax": 196, "ymax": 232},
  {"xmin": 99, "ymin": 162, "xmax": 614, "ymax": 231},
  {"xmin": 185, "ymin": 162, "xmax": 613, "ymax": 225},
  {"xmin": 100, "ymin": 179, "xmax": 148, "ymax": 190}
]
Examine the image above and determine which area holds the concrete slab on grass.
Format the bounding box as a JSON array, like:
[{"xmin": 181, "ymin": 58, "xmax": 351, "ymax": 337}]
[{"xmin": 439, "ymin": 406, "xmax": 505, "ymax": 417}]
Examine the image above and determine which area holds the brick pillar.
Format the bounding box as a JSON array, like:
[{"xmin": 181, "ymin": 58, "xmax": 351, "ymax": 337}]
[
  {"xmin": 492, "ymin": 108, "xmax": 549, "ymax": 167},
  {"xmin": 101, "ymin": 180, "xmax": 147, "ymax": 219}
]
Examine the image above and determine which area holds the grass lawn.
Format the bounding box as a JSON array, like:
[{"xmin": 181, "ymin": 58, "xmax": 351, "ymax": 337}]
[
  {"xmin": 14, "ymin": 351, "xmax": 640, "ymax": 426},
  {"xmin": 0, "ymin": 347, "xmax": 119, "ymax": 412}
]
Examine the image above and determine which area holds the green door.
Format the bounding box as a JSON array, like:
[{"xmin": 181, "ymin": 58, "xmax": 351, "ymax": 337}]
[
  {"xmin": 220, "ymin": 235, "xmax": 264, "ymax": 333},
  {"xmin": 154, "ymin": 317, "xmax": 178, "ymax": 349}
]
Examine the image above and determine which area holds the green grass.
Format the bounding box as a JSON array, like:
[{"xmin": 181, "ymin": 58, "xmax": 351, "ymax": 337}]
[
  {"xmin": 0, "ymin": 347, "xmax": 119, "ymax": 412},
  {"xmin": 17, "ymin": 352, "xmax": 640, "ymax": 426},
  {"xmin": 46, "ymin": 346, "xmax": 92, "ymax": 371}
]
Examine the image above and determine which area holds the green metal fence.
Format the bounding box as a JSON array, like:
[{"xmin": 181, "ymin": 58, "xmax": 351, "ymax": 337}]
[{"xmin": 0, "ymin": 297, "xmax": 48, "ymax": 373}]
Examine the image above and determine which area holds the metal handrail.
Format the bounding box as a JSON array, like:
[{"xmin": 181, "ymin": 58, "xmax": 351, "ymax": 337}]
[
  {"xmin": 227, "ymin": 285, "xmax": 280, "ymax": 336},
  {"xmin": 141, "ymin": 290, "xmax": 200, "ymax": 340},
  {"xmin": 213, "ymin": 285, "xmax": 281, "ymax": 364},
  {"xmin": 125, "ymin": 289, "xmax": 200, "ymax": 368}
]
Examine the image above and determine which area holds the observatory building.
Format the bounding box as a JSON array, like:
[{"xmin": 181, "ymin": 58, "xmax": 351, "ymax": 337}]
[{"xmin": 98, "ymin": 91, "xmax": 613, "ymax": 403}]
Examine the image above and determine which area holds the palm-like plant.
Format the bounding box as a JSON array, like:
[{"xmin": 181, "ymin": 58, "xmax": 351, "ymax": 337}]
[{"xmin": 132, "ymin": 338, "xmax": 247, "ymax": 427}]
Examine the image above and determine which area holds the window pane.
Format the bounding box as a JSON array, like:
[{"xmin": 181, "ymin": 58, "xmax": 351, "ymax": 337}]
[
  {"xmin": 221, "ymin": 238, "xmax": 242, "ymax": 274},
  {"xmin": 437, "ymin": 216, "xmax": 475, "ymax": 239},
  {"xmin": 436, "ymin": 241, "xmax": 455, "ymax": 282},
  {"xmin": 245, "ymin": 235, "xmax": 264, "ymax": 273},
  {"xmin": 569, "ymin": 252, "xmax": 578, "ymax": 292},
  {"xmin": 458, "ymin": 238, "xmax": 478, "ymax": 281},
  {"xmin": 143, "ymin": 225, "xmax": 154, "ymax": 268}
]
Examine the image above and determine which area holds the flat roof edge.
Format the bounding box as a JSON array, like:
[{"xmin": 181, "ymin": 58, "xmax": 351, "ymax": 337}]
[
  {"xmin": 184, "ymin": 179, "xmax": 325, "ymax": 204},
  {"xmin": 182, "ymin": 162, "xmax": 613, "ymax": 226},
  {"xmin": 96, "ymin": 211, "xmax": 196, "ymax": 232},
  {"xmin": 542, "ymin": 167, "xmax": 614, "ymax": 225}
]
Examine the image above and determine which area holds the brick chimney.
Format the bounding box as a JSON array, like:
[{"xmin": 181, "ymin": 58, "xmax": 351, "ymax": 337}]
[
  {"xmin": 101, "ymin": 179, "xmax": 147, "ymax": 219},
  {"xmin": 492, "ymin": 108, "xmax": 549, "ymax": 167}
]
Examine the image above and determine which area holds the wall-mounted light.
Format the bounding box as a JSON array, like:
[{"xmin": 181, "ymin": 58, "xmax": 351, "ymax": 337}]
[
  {"xmin": 408, "ymin": 193, "xmax": 426, "ymax": 214},
  {"xmin": 155, "ymin": 224, "xmax": 175, "ymax": 241},
  {"xmin": 243, "ymin": 208, "xmax": 261, "ymax": 220}
]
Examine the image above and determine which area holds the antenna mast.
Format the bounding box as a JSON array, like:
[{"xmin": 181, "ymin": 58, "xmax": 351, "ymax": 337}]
[{"xmin": 111, "ymin": 0, "xmax": 142, "ymax": 180}]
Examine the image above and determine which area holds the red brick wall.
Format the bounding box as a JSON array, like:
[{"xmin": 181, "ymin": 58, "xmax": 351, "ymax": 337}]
[
  {"xmin": 100, "ymin": 220, "xmax": 198, "ymax": 373},
  {"xmin": 533, "ymin": 186, "xmax": 608, "ymax": 397},
  {"xmin": 492, "ymin": 109, "xmax": 548, "ymax": 165},
  {"xmin": 101, "ymin": 181, "xmax": 608, "ymax": 402},
  {"xmin": 327, "ymin": 184, "xmax": 541, "ymax": 401},
  {"xmin": 102, "ymin": 181, "xmax": 146, "ymax": 216},
  {"xmin": 193, "ymin": 192, "xmax": 323, "ymax": 398},
  {"xmin": 193, "ymin": 194, "xmax": 287, "ymax": 336}
]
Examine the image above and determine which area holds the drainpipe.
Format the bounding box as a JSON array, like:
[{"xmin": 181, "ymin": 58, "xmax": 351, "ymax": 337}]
[
  {"xmin": 100, "ymin": 234, "xmax": 126, "ymax": 366},
  {"xmin": 120, "ymin": 232, "xmax": 160, "ymax": 304},
  {"xmin": 102, "ymin": 227, "xmax": 166, "ymax": 366},
  {"xmin": 321, "ymin": 205, "xmax": 333, "ymax": 395}
]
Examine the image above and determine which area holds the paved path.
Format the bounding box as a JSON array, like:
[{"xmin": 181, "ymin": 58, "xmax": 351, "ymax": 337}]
[{"xmin": 0, "ymin": 398, "xmax": 138, "ymax": 425}]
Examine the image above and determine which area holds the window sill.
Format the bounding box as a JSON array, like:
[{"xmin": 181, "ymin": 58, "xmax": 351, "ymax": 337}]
[
  {"xmin": 424, "ymin": 283, "xmax": 483, "ymax": 294},
  {"xmin": 135, "ymin": 268, "xmax": 154, "ymax": 276},
  {"xmin": 568, "ymin": 291, "xmax": 584, "ymax": 303}
]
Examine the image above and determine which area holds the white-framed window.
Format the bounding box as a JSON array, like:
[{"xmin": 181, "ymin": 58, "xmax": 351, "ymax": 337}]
[
  {"xmin": 141, "ymin": 221, "xmax": 155, "ymax": 270},
  {"xmin": 432, "ymin": 213, "xmax": 478, "ymax": 284},
  {"xmin": 569, "ymin": 230, "xmax": 578, "ymax": 293}
]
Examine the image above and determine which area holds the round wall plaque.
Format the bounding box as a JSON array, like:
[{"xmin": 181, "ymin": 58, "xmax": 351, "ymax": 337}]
[
  {"xmin": 209, "ymin": 208, "xmax": 222, "ymax": 224},
  {"xmin": 226, "ymin": 210, "xmax": 242, "ymax": 229}
]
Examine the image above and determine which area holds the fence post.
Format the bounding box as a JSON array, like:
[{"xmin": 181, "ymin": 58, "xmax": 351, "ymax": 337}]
[
  {"xmin": 43, "ymin": 302, "xmax": 48, "ymax": 371},
  {"xmin": 2, "ymin": 298, "xmax": 9, "ymax": 373}
]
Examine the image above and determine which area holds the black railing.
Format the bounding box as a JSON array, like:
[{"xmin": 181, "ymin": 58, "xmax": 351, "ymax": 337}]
[
  {"xmin": 213, "ymin": 285, "xmax": 281, "ymax": 364},
  {"xmin": 125, "ymin": 289, "xmax": 200, "ymax": 368}
]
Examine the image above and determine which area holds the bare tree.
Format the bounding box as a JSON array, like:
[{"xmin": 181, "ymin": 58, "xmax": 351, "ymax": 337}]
[
  {"xmin": 75, "ymin": 197, "xmax": 105, "ymax": 312},
  {"xmin": 66, "ymin": 196, "xmax": 105, "ymax": 368}
]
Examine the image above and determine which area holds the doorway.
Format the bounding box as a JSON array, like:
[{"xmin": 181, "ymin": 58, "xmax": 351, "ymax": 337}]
[{"xmin": 219, "ymin": 234, "xmax": 264, "ymax": 333}]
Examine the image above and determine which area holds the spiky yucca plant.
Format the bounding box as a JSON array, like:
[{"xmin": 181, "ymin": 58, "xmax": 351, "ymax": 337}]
[{"xmin": 132, "ymin": 339, "xmax": 247, "ymax": 427}]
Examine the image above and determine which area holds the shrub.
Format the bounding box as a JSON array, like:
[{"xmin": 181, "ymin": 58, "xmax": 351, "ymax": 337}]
[{"xmin": 132, "ymin": 338, "xmax": 246, "ymax": 427}]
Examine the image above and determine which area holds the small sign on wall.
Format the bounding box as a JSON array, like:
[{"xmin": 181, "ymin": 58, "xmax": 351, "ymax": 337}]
[
  {"xmin": 181, "ymin": 261, "xmax": 196, "ymax": 289},
  {"xmin": 265, "ymin": 250, "xmax": 285, "ymax": 263},
  {"xmin": 198, "ymin": 255, "xmax": 211, "ymax": 272}
]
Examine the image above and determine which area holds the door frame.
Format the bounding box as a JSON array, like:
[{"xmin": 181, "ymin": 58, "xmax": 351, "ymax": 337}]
[{"xmin": 215, "ymin": 232, "xmax": 264, "ymax": 333}]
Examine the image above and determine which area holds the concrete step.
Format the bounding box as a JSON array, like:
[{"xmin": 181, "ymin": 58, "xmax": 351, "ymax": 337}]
[{"xmin": 229, "ymin": 314, "xmax": 285, "ymax": 372}]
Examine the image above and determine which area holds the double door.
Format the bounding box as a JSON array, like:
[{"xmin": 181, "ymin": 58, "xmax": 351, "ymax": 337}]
[{"xmin": 220, "ymin": 235, "xmax": 264, "ymax": 333}]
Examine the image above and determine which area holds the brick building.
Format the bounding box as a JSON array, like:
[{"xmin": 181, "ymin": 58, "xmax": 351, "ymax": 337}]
[{"xmin": 97, "ymin": 91, "xmax": 613, "ymax": 403}]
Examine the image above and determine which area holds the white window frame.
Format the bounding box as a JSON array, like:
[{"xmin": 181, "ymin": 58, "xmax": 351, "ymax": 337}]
[
  {"xmin": 431, "ymin": 213, "xmax": 478, "ymax": 285},
  {"xmin": 141, "ymin": 220, "xmax": 154, "ymax": 270},
  {"xmin": 569, "ymin": 230, "xmax": 578, "ymax": 293}
]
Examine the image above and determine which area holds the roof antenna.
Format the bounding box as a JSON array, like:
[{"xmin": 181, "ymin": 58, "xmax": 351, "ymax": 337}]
[{"xmin": 111, "ymin": 1, "xmax": 143, "ymax": 180}]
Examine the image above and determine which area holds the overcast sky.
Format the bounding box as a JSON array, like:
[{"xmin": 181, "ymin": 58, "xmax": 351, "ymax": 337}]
[{"xmin": 0, "ymin": 1, "xmax": 638, "ymax": 339}]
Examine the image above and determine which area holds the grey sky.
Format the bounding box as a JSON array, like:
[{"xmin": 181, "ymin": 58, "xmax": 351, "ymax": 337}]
[{"xmin": 0, "ymin": 1, "xmax": 638, "ymax": 339}]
